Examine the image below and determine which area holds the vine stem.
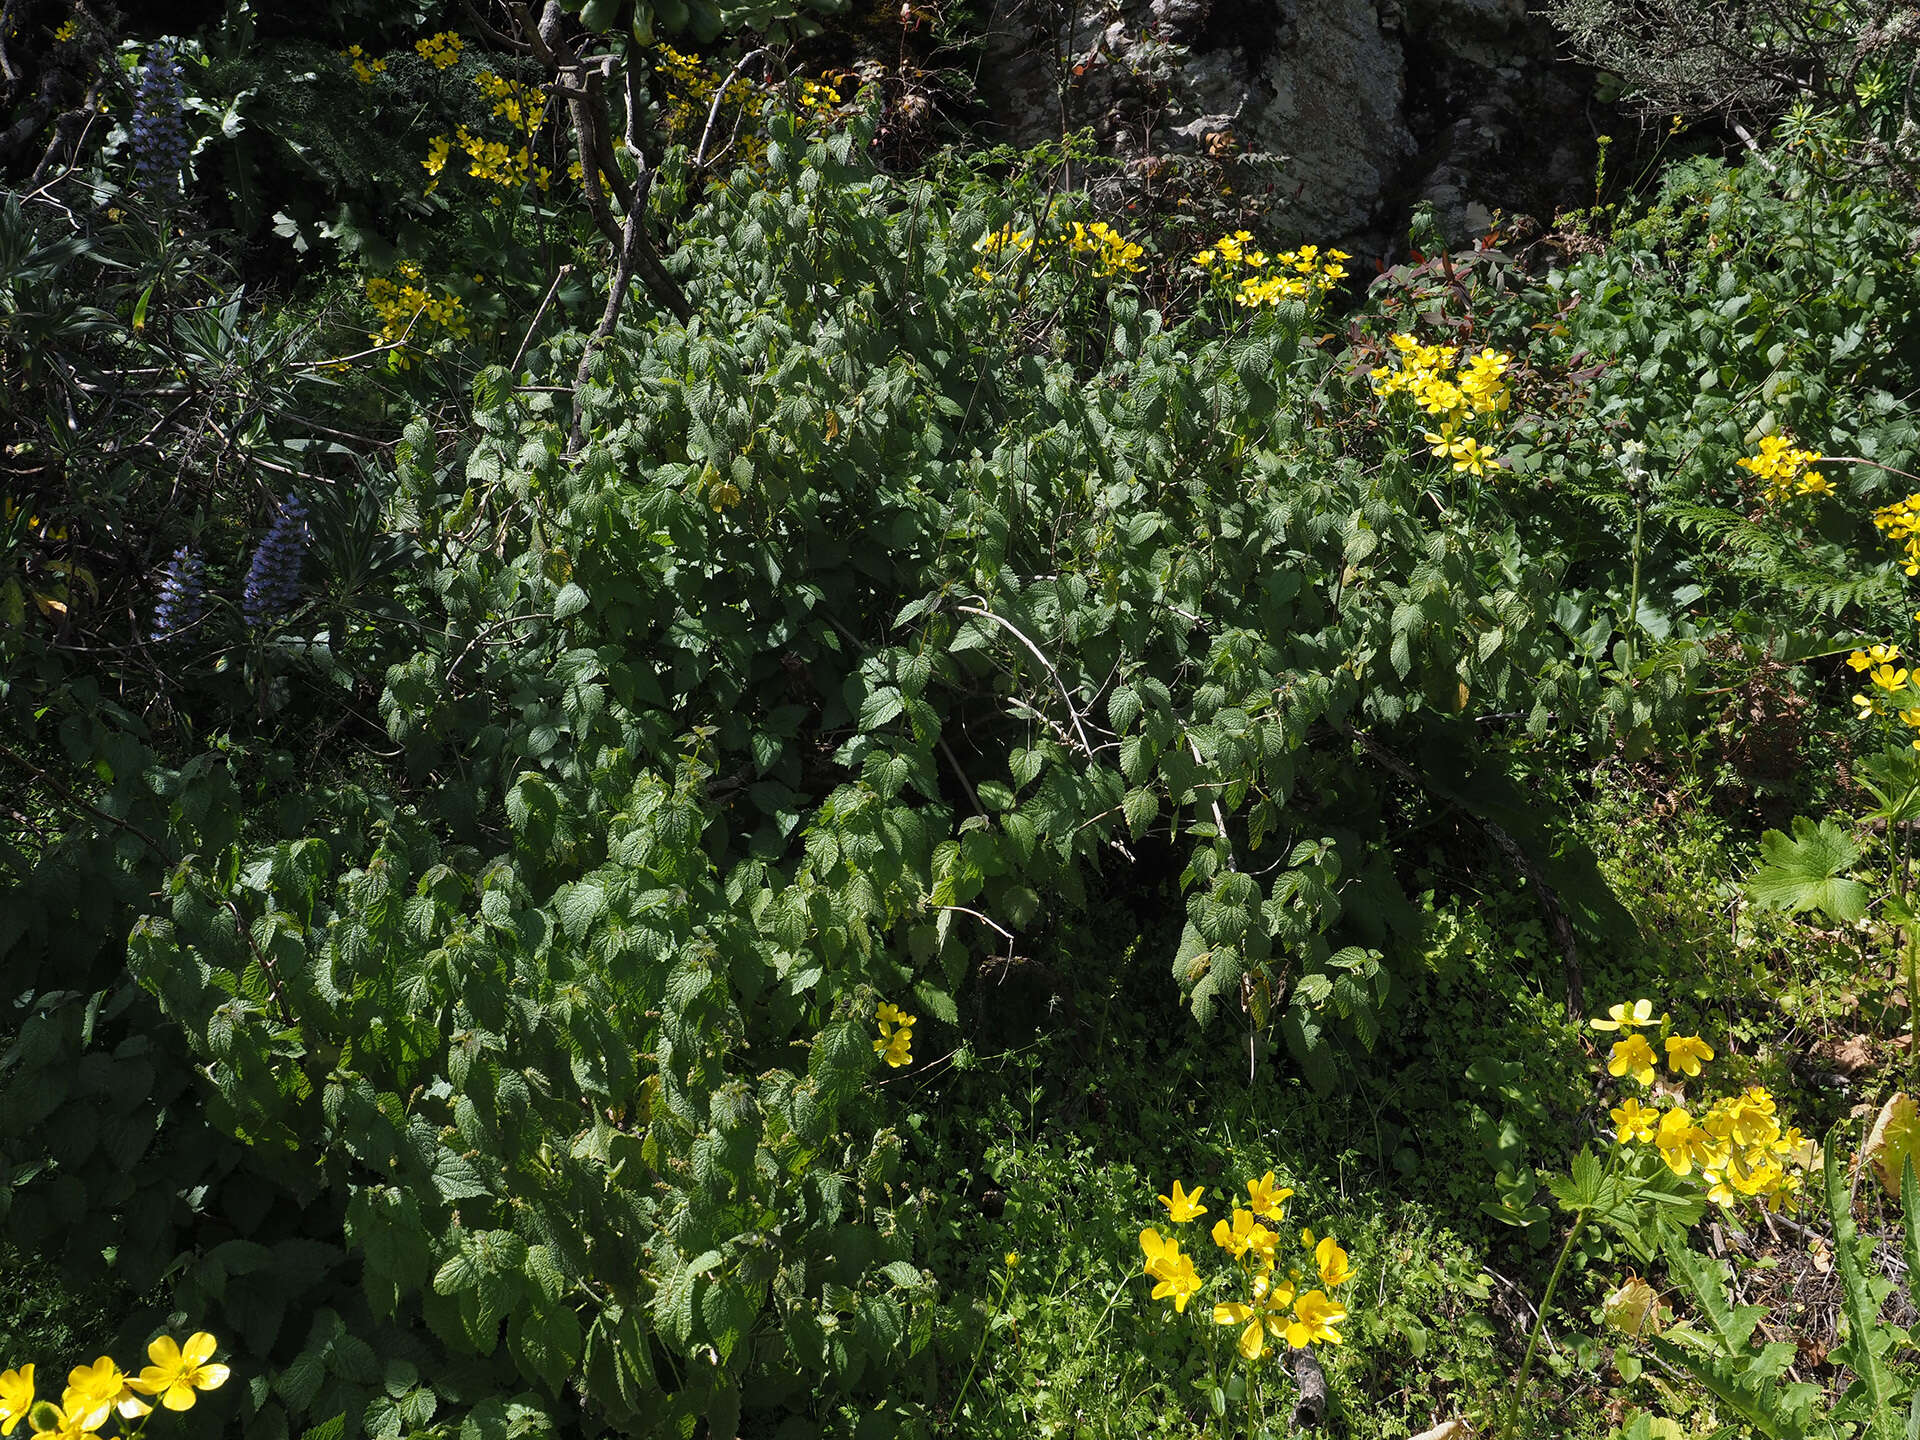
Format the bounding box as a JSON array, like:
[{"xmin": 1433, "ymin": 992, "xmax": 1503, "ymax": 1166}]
[{"xmin": 1819, "ymin": 455, "xmax": 1920, "ymax": 486}]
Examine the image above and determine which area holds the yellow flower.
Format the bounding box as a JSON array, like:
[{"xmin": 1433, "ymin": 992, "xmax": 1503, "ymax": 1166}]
[
  {"xmin": 873, "ymin": 998, "xmax": 917, "ymax": 1066},
  {"xmin": 22, "ymin": 1400, "xmax": 89, "ymax": 1440},
  {"xmin": 1607, "ymin": 1034, "xmax": 1658, "ymax": 1086},
  {"xmin": 1872, "ymin": 663, "xmax": 1912, "ymax": 693},
  {"xmin": 129, "ymin": 1335, "xmax": 228, "ymax": 1412},
  {"xmin": 1609, "ymin": 1097, "xmax": 1658, "ymax": 1144},
  {"xmin": 1850, "ymin": 644, "xmax": 1901, "ymax": 671},
  {"xmin": 1244, "ymin": 1171, "xmax": 1293, "ymax": 1221},
  {"xmin": 1004, "ymin": 1251, "xmax": 1019, "ymax": 1268},
  {"xmin": 0, "ymin": 1368, "xmax": 33, "ymax": 1436},
  {"xmin": 415, "ymin": 31, "xmax": 465, "ymax": 69},
  {"xmin": 1158, "ymin": 1180, "xmax": 1208, "ymax": 1223},
  {"xmin": 61, "ymin": 1361, "xmax": 143, "ymax": 1431},
  {"xmin": 1449, "ymin": 437, "xmax": 1497, "ymax": 476},
  {"xmin": 1591, "ymin": 999, "xmax": 1656, "ymax": 1031},
  {"xmin": 1213, "ymin": 1271, "xmax": 1296, "ymax": 1360},
  {"xmin": 1284, "ymin": 1289, "xmax": 1346, "ymax": 1347},
  {"xmin": 1313, "ymin": 1235, "xmax": 1352, "ymax": 1288},
  {"xmin": 1212, "ymin": 1206, "xmax": 1273, "ymax": 1260},
  {"xmin": 1601, "ymin": 1276, "xmax": 1660, "ymax": 1337},
  {"xmin": 1654, "ymin": 1107, "xmax": 1701, "ymax": 1175},
  {"xmin": 1702, "ymin": 1168, "xmax": 1738, "ymax": 1206},
  {"xmin": 1243, "ymin": 1219, "xmax": 1278, "ymax": 1269},
  {"xmin": 1139, "ymin": 1229, "xmax": 1202, "ymax": 1311},
  {"xmin": 1665, "ymin": 1034, "xmax": 1714, "ymax": 1077}
]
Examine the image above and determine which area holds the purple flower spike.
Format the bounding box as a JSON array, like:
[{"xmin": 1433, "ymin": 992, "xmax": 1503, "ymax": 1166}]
[
  {"xmin": 151, "ymin": 544, "xmax": 206, "ymax": 643},
  {"xmin": 242, "ymin": 494, "xmax": 310, "ymax": 628},
  {"xmin": 130, "ymin": 45, "xmax": 190, "ymax": 198}
]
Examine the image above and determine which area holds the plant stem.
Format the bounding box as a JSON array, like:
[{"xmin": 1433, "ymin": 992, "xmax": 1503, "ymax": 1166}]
[
  {"xmin": 1625, "ymin": 486, "xmax": 1645, "ymax": 676},
  {"xmin": 950, "ymin": 1262, "xmax": 1015, "ymax": 1423},
  {"xmin": 1497, "ymin": 1209, "xmax": 1585, "ymax": 1440},
  {"xmin": 1498, "ymin": 1142, "xmax": 1624, "ymax": 1440}
]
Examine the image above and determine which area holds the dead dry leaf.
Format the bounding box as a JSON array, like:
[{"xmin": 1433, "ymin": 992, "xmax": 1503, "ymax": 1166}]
[{"xmin": 1862, "ymin": 1091, "xmax": 1920, "ymax": 1197}]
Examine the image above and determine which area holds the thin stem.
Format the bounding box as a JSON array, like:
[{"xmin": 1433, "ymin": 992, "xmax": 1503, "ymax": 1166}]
[
  {"xmin": 1819, "ymin": 455, "xmax": 1920, "ymax": 486},
  {"xmin": 1498, "ymin": 1212, "xmax": 1584, "ymax": 1440},
  {"xmin": 949, "ymin": 1261, "xmax": 1016, "ymax": 1424},
  {"xmin": 955, "ymin": 602, "xmax": 1097, "ymax": 758},
  {"xmin": 1625, "ymin": 487, "xmax": 1645, "ymax": 676}
]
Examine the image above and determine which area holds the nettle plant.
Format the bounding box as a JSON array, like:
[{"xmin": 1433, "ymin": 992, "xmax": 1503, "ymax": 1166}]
[{"xmin": 9, "ymin": 111, "xmax": 1699, "ymax": 1437}]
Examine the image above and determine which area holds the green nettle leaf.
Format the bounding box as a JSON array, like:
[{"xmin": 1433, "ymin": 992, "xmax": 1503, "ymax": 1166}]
[
  {"xmin": 510, "ymin": 1295, "xmax": 585, "ymax": 1392},
  {"xmin": 1746, "ymin": 816, "xmax": 1868, "ymax": 923},
  {"xmin": 1122, "ymin": 787, "xmax": 1158, "ymax": 838}
]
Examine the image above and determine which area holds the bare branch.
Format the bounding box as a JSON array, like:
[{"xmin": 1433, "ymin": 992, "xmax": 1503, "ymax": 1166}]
[{"xmin": 955, "ymin": 603, "xmax": 1097, "ymax": 757}]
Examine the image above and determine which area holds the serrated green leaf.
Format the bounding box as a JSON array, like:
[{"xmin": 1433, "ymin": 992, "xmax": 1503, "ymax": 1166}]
[{"xmin": 1747, "ymin": 816, "xmax": 1867, "ymax": 923}]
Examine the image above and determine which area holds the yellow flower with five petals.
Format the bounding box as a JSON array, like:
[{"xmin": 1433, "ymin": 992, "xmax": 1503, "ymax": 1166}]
[
  {"xmin": 1665, "ymin": 1035, "xmax": 1714, "ymax": 1077},
  {"xmin": 1608, "ymin": 1034, "xmax": 1658, "ymax": 1086},
  {"xmin": 1158, "ymin": 1180, "xmax": 1208, "ymax": 1223},
  {"xmin": 1284, "ymin": 1288, "xmax": 1347, "ymax": 1347},
  {"xmin": 128, "ymin": 1334, "xmax": 230, "ymax": 1412},
  {"xmin": 1244, "ymin": 1171, "xmax": 1293, "ymax": 1221},
  {"xmin": 0, "ymin": 1369, "xmax": 33, "ymax": 1437},
  {"xmin": 1212, "ymin": 1270, "xmax": 1296, "ymax": 1360},
  {"xmin": 1314, "ymin": 1235, "xmax": 1352, "ymax": 1288},
  {"xmin": 1609, "ymin": 1097, "xmax": 1658, "ymax": 1144},
  {"xmin": 1592, "ymin": 1000, "xmax": 1656, "ymax": 1031}
]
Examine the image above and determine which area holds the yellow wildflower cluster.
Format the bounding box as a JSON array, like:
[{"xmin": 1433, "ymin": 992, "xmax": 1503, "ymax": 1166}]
[
  {"xmin": 474, "ymin": 70, "xmax": 544, "ymax": 132},
  {"xmin": 1370, "ymin": 335, "xmax": 1511, "ymax": 478},
  {"xmin": 414, "ymin": 30, "xmax": 464, "ymax": 70},
  {"xmin": 795, "ymin": 78, "xmax": 842, "ymax": 114},
  {"xmin": 1595, "ymin": 1000, "xmax": 1812, "ymax": 1212},
  {"xmin": 1844, "ymin": 640, "xmax": 1920, "ymax": 746},
  {"xmin": 422, "ymin": 71, "xmax": 551, "ymax": 197},
  {"xmin": 1736, "ymin": 433, "xmax": 1827, "ymax": 502},
  {"xmin": 656, "ymin": 44, "xmax": 764, "ymax": 142},
  {"xmin": 1140, "ymin": 1174, "xmax": 1352, "ymax": 1362},
  {"xmin": 1192, "ymin": 234, "xmax": 1349, "ymax": 309},
  {"xmin": 340, "ymin": 44, "xmax": 386, "ymax": 85},
  {"xmin": 1066, "ymin": 220, "xmax": 1146, "ymax": 277},
  {"xmin": 969, "ymin": 217, "xmax": 1148, "ymax": 284},
  {"xmin": 451, "ymin": 127, "xmax": 551, "ymax": 192},
  {"xmin": 874, "ymin": 1001, "xmax": 914, "ymax": 1068},
  {"xmin": 364, "ymin": 262, "xmax": 471, "ymax": 368},
  {"xmin": 1874, "ymin": 492, "xmax": 1920, "ymax": 576},
  {"xmin": 54, "ymin": 19, "xmax": 78, "ymax": 42},
  {"xmin": 0, "ymin": 1334, "xmax": 229, "ymax": 1440},
  {"xmin": 971, "ymin": 224, "xmax": 1036, "ymax": 284}
]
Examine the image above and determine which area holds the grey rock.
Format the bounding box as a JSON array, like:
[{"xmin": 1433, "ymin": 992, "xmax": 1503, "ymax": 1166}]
[{"xmin": 975, "ymin": 0, "xmax": 1597, "ymax": 251}]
